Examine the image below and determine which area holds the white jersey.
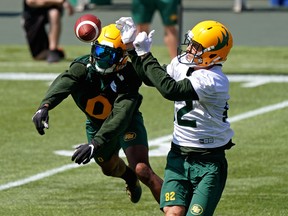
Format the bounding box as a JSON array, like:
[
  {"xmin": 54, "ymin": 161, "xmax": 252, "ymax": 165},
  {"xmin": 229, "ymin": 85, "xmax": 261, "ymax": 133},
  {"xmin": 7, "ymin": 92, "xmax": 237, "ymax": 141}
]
[{"xmin": 166, "ymin": 58, "xmax": 234, "ymax": 149}]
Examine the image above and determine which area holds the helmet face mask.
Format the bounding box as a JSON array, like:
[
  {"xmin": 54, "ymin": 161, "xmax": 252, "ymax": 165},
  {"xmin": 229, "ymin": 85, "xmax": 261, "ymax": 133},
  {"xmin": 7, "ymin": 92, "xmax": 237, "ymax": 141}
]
[
  {"xmin": 177, "ymin": 32, "xmax": 204, "ymax": 66},
  {"xmin": 177, "ymin": 20, "xmax": 233, "ymax": 68},
  {"xmin": 91, "ymin": 24, "xmax": 128, "ymax": 74}
]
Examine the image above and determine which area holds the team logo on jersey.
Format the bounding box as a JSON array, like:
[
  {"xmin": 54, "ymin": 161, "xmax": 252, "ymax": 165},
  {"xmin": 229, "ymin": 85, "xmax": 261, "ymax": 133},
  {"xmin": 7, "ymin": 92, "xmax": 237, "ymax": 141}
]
[
  {"xmin": 110, "ymin": 81, "xmax": 117, "ymax": 92},
  {"xmin": 190, "ymin": 204, "xmax": 203, "ymax": 215},
  {"xmin": 169, "ymin": 14, "xmax": 178, "ymax": 22},
  {"xmin": 124, "ymin": 132, "xmax": 137, "ymax": 141}
]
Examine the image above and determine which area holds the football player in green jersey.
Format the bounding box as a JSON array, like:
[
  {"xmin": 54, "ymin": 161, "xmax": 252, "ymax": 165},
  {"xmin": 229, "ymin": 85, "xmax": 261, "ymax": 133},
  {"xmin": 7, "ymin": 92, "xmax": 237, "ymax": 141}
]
[
  {"xmin": 116, "ymin": 17, "xmax": 235, "ymax": 215},
  {"xmin": 32, "ymin": 23, "xmax": 163, "ymax": 204}
]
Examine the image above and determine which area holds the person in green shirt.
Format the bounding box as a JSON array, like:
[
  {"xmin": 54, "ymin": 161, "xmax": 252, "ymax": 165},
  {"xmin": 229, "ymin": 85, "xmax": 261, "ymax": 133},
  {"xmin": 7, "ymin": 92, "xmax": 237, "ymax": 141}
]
[
  {"xmin": 131, "ymin": 0, "xmax": 179, "ymax": 59},
  {"xmin": 32, "ymin": 23, "xmax": 163, "ymax": 204}
]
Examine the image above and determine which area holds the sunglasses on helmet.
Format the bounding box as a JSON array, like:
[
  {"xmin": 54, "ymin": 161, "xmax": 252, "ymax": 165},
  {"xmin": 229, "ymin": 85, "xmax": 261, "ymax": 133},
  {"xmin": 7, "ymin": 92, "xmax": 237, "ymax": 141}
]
[{"xmin": 93, "ymin": 44, "xmax": 123, "ymax": 65}]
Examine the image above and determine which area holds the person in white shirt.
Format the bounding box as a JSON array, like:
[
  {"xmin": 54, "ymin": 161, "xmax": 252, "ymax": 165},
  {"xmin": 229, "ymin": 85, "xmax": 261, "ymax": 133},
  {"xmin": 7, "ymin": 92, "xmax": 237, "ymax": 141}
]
[{"xmin": 116, "ymin": 17, "xmax": 235, "ymax": 216}]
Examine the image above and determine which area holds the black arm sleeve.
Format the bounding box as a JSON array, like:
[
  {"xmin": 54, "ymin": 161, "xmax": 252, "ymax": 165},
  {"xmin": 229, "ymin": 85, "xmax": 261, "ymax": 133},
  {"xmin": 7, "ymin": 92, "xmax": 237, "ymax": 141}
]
[
  {"xmin": 128, "ymin": 50, "xmax": 155, "ymax": 87},
  {"xmin": 129, "ymin": 52, "xmax": 199, "ymax": 101}
]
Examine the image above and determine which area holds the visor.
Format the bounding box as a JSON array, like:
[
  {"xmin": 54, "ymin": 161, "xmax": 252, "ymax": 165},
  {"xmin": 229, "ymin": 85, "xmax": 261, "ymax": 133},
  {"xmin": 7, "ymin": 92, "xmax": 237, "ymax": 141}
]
[{"xmin": 93, "ymin": 44, "xmax": 123, "ymax": 66}]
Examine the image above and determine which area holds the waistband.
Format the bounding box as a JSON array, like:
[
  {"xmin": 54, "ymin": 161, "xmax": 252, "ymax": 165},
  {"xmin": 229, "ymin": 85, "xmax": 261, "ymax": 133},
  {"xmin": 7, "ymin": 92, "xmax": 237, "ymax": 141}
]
[{"xmin": 171, "ymin": 140, "xmax": 235, "ymax": 157}]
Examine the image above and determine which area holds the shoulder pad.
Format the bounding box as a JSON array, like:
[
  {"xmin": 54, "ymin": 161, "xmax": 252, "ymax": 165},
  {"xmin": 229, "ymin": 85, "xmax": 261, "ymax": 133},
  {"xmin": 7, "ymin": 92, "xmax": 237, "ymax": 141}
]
[{"xmin": 70, "ymin": 54, "xmax": 91, "ymax": 68}]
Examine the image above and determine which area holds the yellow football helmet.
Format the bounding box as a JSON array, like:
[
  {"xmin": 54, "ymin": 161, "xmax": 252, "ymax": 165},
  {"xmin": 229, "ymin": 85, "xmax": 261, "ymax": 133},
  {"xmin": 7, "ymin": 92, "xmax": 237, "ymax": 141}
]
[
  {"xmin": 91, "ymin": 24, "xmax": 128, "ymax": 74},
  {"xmin": 178, "ymin": 20, "xmax": 233, "ymax": 67}
]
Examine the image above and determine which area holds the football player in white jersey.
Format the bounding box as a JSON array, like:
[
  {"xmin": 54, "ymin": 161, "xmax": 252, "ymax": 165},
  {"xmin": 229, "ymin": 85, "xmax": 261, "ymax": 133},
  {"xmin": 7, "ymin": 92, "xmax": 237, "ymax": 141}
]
[{"xmin": 116, "ymin": 17, "xmax": 235, "ymax": 216}]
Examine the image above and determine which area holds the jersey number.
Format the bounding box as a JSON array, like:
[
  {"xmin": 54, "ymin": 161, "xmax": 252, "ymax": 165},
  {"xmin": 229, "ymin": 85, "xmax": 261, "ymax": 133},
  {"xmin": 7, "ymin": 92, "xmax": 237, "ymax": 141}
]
[
  {"xmin": 176, "ymin": 101, "xmax": 229, "ymax": 127},
  {"xmin": 165, "ymin": 192, "xmax": 175, "ymax": 201},
  {"xmin": 85, "ymin": 95, "xmax": 112, "ymax": 120},
  {"xmin": 223, "ymin": 102, "xmax": 229, "ymax": 122},
  {"xmin": 176, "ymin": 101, "xmax": 197, "ymax": 128}
]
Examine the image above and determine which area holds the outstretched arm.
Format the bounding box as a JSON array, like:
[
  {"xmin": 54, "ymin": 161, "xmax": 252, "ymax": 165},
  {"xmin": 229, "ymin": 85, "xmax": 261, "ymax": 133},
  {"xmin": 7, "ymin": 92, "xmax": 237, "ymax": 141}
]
[
  {"xmin": 115, "ymin": 17, "xmax": 198, "ymax": 101},
  {"xmin": 130, "ymin": 52, "xmax": 198, "ymax": 101}
]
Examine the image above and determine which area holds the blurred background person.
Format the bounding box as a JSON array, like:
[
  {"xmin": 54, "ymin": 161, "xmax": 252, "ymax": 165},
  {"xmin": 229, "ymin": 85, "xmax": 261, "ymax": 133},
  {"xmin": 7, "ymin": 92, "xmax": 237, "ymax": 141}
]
[
  {"xmin": 233, "ymin": 0, "xmax": 249, "ymax": 13},
  {"xmin": 269, "ymin": 0, "xmax": 288, "ymax": 7},
  {"xmin": 131, "ymin": 0, "xmax": 179, "ymax": 59},
  {"xmin": 22, "ymin": 0, "xmax": 74, "ymax": 63},
  {"xmin": 72, "ymin": 0, "xmax": 111, "ymax": 12}
]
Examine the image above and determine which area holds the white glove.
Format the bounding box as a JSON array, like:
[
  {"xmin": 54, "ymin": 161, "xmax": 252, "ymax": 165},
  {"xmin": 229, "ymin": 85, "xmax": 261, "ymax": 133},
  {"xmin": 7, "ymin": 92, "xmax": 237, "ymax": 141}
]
[
  {"xmin": 133, "ymin": 30, "xmax": 155, "ymax": 56},
  {"xmin": 115, "ymin": 17, "xmax": 136, "ymax": 44}
]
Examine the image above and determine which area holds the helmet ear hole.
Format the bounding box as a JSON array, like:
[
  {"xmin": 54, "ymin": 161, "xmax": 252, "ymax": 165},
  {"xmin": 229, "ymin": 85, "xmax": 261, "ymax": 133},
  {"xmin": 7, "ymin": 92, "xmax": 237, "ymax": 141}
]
[{"xmin": 209, "ymin": 54, "xmax": 217, "ymax": 59}]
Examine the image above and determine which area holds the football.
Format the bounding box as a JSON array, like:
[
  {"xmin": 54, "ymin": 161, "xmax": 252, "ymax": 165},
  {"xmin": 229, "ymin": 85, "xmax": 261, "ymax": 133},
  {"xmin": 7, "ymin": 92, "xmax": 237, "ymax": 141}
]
[{"xmin": 74, "ymin": 14, "xmax": 102, "ymax": 43}]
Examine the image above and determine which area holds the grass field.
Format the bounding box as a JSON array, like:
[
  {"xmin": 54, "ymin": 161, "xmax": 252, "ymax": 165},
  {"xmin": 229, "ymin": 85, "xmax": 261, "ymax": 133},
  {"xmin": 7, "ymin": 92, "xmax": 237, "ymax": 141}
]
[{"xmin": 0, "ymin": 45, "xmax": 288, "ymax": 216}]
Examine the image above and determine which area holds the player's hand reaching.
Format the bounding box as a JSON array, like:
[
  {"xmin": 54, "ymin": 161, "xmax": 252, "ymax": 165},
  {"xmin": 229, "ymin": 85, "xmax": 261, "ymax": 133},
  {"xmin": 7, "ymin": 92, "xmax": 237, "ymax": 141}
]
[
  {"xmin": 71, "ymin": 140, "xmax": 100, "ymax": 165},
  {"xmin": 115, "ymin": 17, "xmax": 136, "ymax": 44},
  {"xmin": 133, "ymin": 30, "xmax": 155, "ymax": 56},
  {"xmin": 32, "ymin": 105, "xmax": 49, "ymax": 135}
]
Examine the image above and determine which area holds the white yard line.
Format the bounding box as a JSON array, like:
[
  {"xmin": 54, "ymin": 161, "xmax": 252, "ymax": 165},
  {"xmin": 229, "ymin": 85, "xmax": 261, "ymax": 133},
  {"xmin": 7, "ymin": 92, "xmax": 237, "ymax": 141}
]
[
  {"xmin": 0, "ymin": 73, "xmax": 58, "ymax": 80},
  {"xmin": 1, "ymin": 73, "xmax": 288, "ymax": 88},
  {"xmin": 0, "ymin": 73, "xmax": 287, "ymax": 191},
  {"xmin": 0, "ymin": 164, "xmax": 79, "ymax": 191},
  {"xmin": 228, "ymin": 100, "xmax": 288, "ymax": 122},
  {"xmin": 1, "ymin": 100, "xmax": 288, "ymax": 191}
]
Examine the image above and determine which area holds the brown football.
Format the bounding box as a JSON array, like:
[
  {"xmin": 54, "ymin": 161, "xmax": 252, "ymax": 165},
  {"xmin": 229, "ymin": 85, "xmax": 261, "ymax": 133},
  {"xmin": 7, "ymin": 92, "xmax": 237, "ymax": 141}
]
[{"xmin": 74, "ymin": 14, "xmax": 101, "ymax": 43}]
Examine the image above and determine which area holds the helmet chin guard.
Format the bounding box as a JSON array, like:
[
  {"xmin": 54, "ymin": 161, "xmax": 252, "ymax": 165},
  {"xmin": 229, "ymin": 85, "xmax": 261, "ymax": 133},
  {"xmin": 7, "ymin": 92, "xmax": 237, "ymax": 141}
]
[{"xmin": 95, "ymin": 61, "xmax": 116, "ymax": 74}]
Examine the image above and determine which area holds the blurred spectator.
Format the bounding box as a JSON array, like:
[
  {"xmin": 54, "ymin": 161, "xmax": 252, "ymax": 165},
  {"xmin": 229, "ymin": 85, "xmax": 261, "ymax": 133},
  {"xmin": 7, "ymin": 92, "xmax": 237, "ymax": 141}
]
[
  {"xmin": 22, "ymin": 0, "xmax": 74, "ymax": 63},
  {"xmin": 270, "ymin": 0, "xmax": 288, "ymax": 7},
  {"xmin": 74, "ymin": 0, "xmax": 90, "ymax": 12},
  {"xmin": 131, "ymin": 0, "xmax": 179, "ymax": 59},
  {"xmin": 74, "ymin": 0, "xmax": 111, "ymax": 12},
  {"xmin": 233, "ymin": 0, "xmax": 248, "ymax": 13}
]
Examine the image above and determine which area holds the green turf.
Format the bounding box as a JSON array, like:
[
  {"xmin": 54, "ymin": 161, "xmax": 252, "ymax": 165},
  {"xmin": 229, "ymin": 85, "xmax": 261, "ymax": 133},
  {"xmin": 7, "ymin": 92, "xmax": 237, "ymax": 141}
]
[
  {"xmin": 1, "ymin": 45, "xmax": 288, "ymax": 74},
  {"xmin": 0, "ymin": 45, "xmax": 287, "ymax": 216}
]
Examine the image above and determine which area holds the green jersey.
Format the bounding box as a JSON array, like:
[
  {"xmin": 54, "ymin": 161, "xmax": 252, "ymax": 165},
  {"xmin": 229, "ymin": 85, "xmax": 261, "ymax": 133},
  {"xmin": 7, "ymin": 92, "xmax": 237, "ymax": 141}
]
[{"xmin": 40, "ymin": 55, "xmax": 143, "ymax": 146}]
